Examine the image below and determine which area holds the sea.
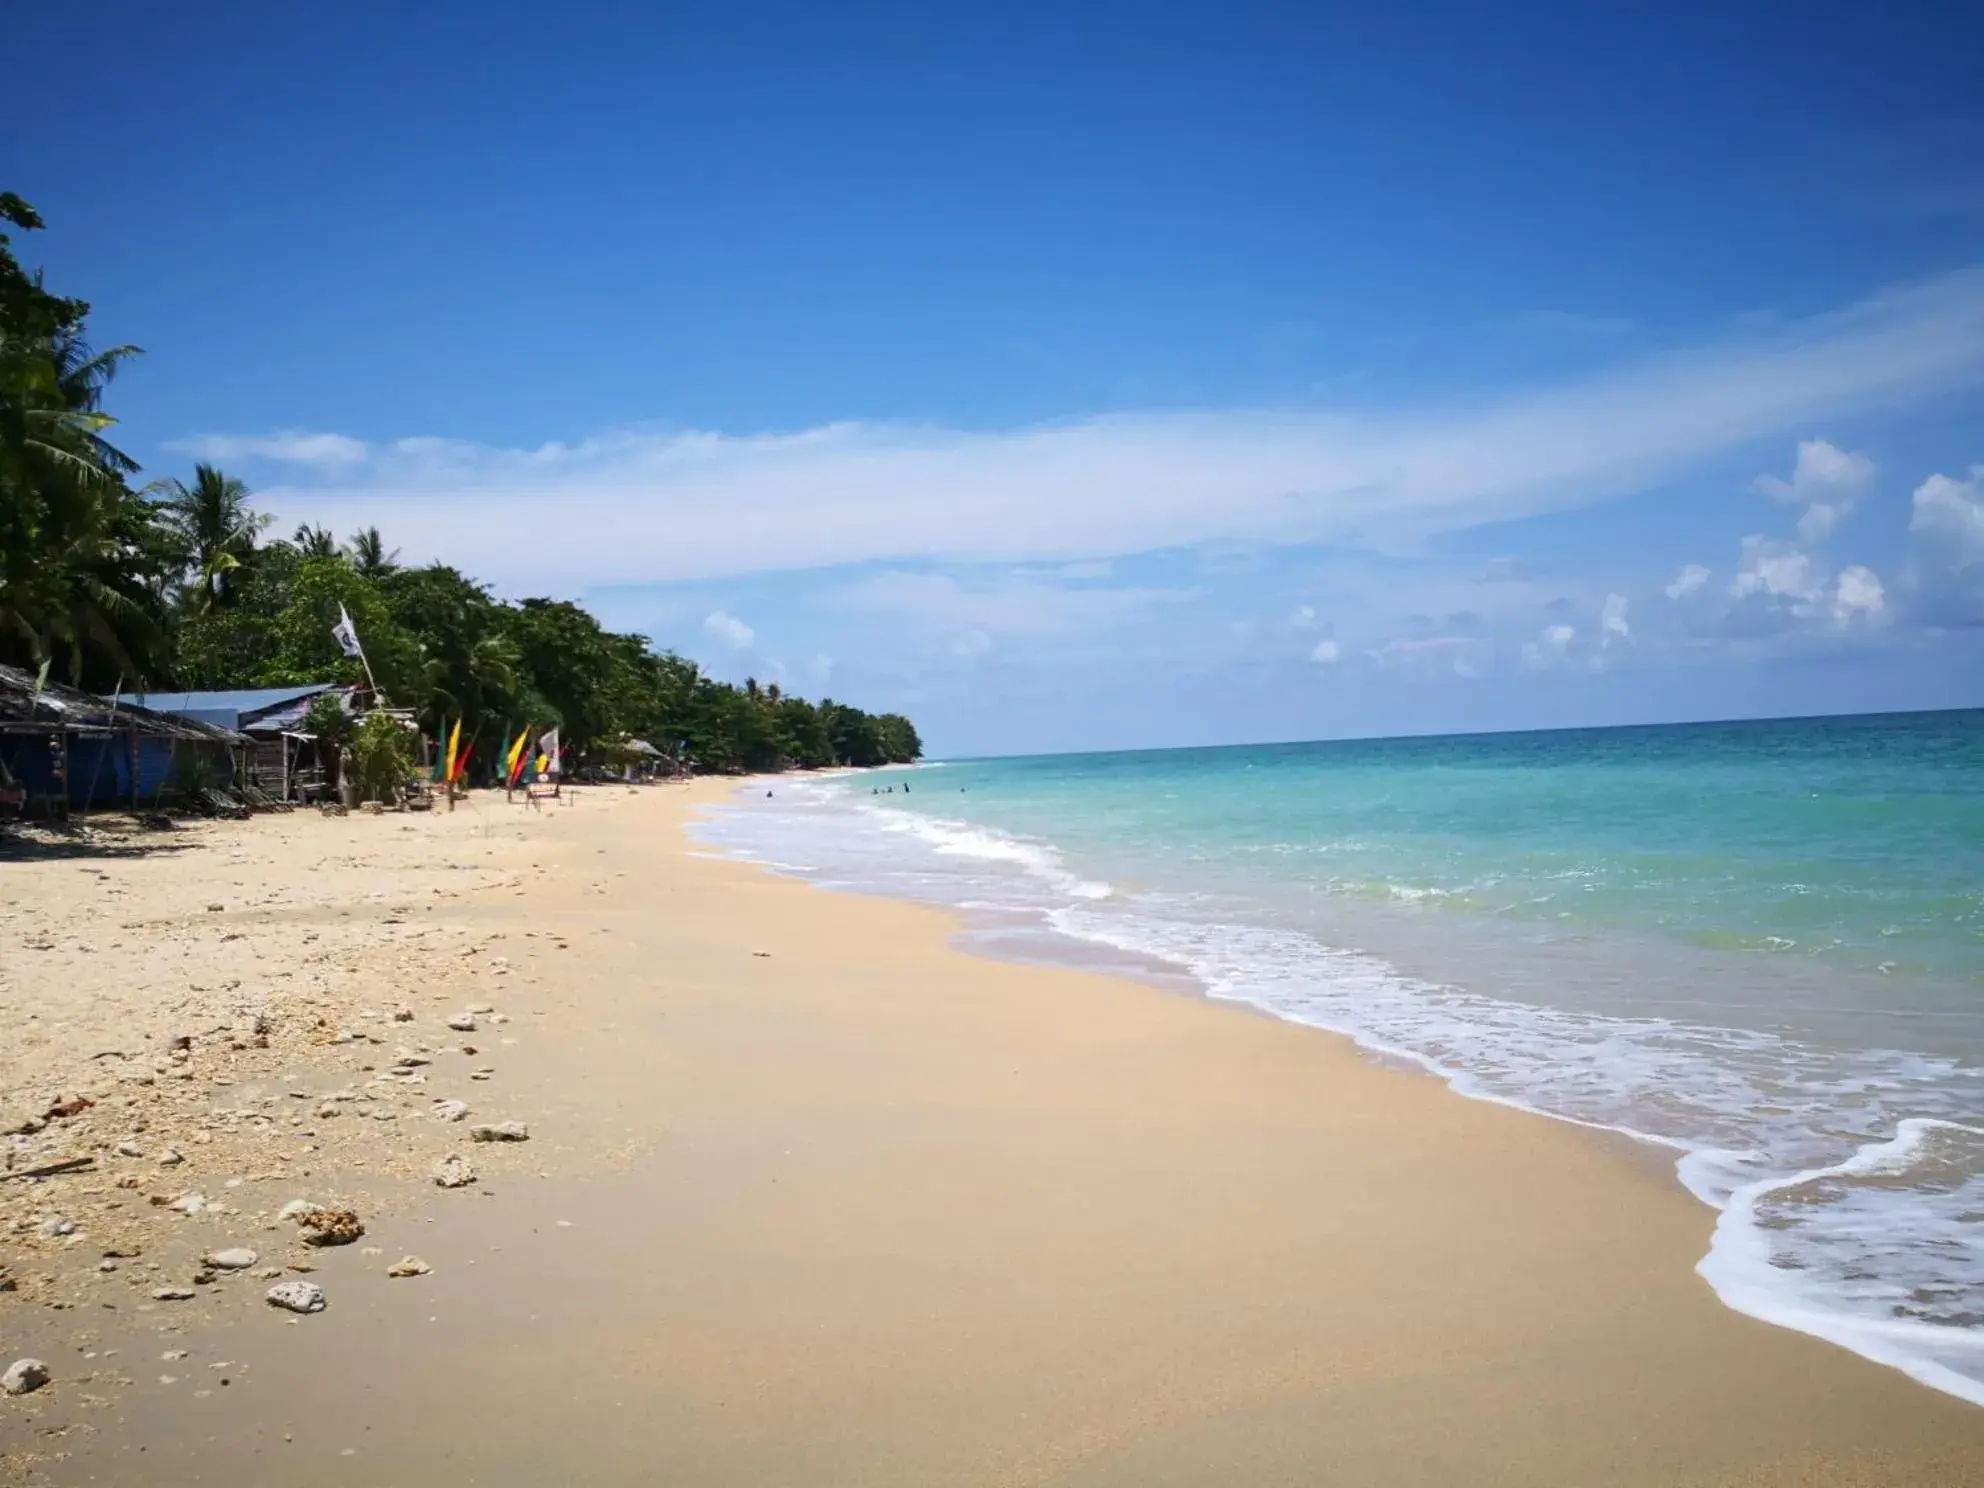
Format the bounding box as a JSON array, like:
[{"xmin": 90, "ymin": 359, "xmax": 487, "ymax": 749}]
[{"xmin": 693, "ymin": 710, "xmax": 1984, "ymax": 1406}]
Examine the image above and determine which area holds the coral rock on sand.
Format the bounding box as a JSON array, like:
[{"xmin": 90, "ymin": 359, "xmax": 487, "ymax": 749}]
[
  {"xmin": 295, "ymin": 1208, "xmax": 364, "ymax": 1246},
  {"xmin": 432, "ymin": 1155, "xmax": 477, "ymax": 1189},
  {"xmin": 469, "ymin": 1122, "xmax": 528, "ymax": 1142},
  {"xmin": 265, "ymin": 1281, "xmax": 326, "ymax": 1314},
  {"xmin": 386, "ymin": 1256, "xmax": 431, "ymax": 1278},
  {"xmin": 430, "ymin": 1099, "xmax": 469, "ymax": 1123},
  {"xmin": 2, "ymin": 1359, "xmax": 50, "ymax": 1397}
]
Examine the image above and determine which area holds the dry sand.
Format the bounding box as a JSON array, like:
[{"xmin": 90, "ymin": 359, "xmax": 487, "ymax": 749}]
[{"xmin": 2, "ymin": 781, "xmax": 1981, "ymax": 1486}]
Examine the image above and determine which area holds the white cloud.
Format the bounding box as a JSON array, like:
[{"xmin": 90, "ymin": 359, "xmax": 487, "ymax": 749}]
[
  {"xmin": 1310, "ymin": 637, "xmax": 1341, "ymax": 664},
  {"xmin": 171, "ymin": 430, "xmax": 372, "ymax": 467},
  {"xmin": 210, "ymin": 266, "xmax": 1984, "ymax": 590},
  {"xmin": 1289, "ymin": 604, "xmax": 1318, "ymax": 629},
  {"xmin": 1752, "ymin": 439, "xmax": 1875, "ymax": 543},
  {"xmin": 1665, "ymin": 563, "xmax": 1712, "ymax": 599},
  {"xmin": 834, "ymin": 571, "xmax": 1198, "ymax": 648},
  {"xmin": 1911, "ymin": 467, "xmax": 1984, "ymax": 566},
  {"xmin": 1601, "ymin": 593, "xmax": 1631, "ymax": 639},
  {"xmin": 1521, "ymin": 623, "xmax": 1578, "ymax": 669},
  {"xmin": 1830, "ymin": 565, "xmax": 1887, "ymax": 624},
  {"xmin": 701, "ymin": 610, "xmax": 755, "ymax": 649},
  {"xmin": 1731, "ymin": 537, "xmax": 1824, "ymax": 604}
]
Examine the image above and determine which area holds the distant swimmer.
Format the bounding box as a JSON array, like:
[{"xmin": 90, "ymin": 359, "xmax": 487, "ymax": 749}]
[{"xmin": 903, "ymin": 782, "xmax": 910, "ymax": 794}]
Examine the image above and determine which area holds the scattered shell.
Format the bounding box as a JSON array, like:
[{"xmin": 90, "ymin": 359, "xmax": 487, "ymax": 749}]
[{"xmin": 265, "ymin": 1281, "xmax": 326, "ymax": 1315}]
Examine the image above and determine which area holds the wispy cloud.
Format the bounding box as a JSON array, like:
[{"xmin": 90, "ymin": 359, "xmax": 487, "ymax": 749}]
[
  {"xmin": 701, "ymin": 610, "xmax": 755, "ymax": 649},
  {"xmin": 170, "ymin": 430, "xmax": 371, "ymax": 467},
  {"xmin": 190, "ymin": 267, "xmax": 1984, "ymax": 592},
  {"xmin": 832, "ymin": 570, "xmax": 1199, "ymax": 653}
]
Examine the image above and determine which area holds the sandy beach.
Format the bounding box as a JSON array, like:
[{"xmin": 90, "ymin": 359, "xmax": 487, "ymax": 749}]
[{"xmin": 2, "ymin": 781, "xmax": 1981, "ymax": 1486}]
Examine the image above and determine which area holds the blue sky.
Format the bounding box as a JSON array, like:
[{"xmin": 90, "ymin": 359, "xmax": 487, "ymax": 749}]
[{"xmin": 9, "ymin": 0, "xmax": 1984, "ymax": 754}]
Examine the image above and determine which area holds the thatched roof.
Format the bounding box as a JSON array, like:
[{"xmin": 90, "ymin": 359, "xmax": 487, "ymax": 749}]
[{"xmin": 0, "ymin": 665, "xmax": 245, "ymax": 744}]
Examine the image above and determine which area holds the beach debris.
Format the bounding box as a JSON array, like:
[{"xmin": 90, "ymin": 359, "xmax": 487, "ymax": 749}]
[
  {"xmin": 430, "ymin": 1099, "xmax": 470, "ymax": 1123},
  {"xmin": 469, "ymin": 1121, "xmax": 528, "ymax": 1143},
  {"xmin": 2, "ymin": 1359, "xmax": 50, "ymax": 1397},
  {"xmin": 35, "ymin": 1215, "xmax": 76, "ymax": 1238},
  {"xmin": 204, "ymin": 1247, "xmax": 258, "ymax": 1271},
  {"xmin": 296, "ymin": 1208, "xmax": 364, "ymax": 1246},
  {"xmin": 46, "ymin": 1095, "xmax": 94, "ymax": 1119},
  {"xmin": 386, "ymin": 1255, "xmax": 431, "ymax": 1278},
  {"xmin": 392, "ymin": 1006, "xmax": 414, "ymax": 1022},
  {"xmin": 151, "ymin": 1287, "xmax": 195, "ymax": 1301},
  {"xmin": 446, "ymin": 1012, "xmax": 477, "ymax": 1032},
  {"xmin": 166, "ymin": 1191, "xmax": 209, "ymax": 1215},
  {"xmin": 431, "ymin": 1154, "xmax": 476, "ymax": 1189},
  {"xmin": 2, "ymin": 1156, "xmax": 93, "ymax": 1181},
  {"xmin": 265, "ymin": 1280, "xmax": 326, "ymax": 1314}
]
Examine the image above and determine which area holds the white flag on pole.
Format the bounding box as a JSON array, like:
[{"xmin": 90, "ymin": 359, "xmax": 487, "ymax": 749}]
[
  {"xmin": 330, "ymin": 604, "xmax": 364, "ymax": 659},
  {"xmin": 537, "ymin": 727, "xmax": 562, "ymax": 776}
]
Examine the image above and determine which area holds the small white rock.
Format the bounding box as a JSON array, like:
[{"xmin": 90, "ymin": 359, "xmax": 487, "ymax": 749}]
[
  {"xmin": 167, "ymin": 1192, "xmax": 207, "ymax": 1215},
  {"xmin": 157, "ymin": 1147, "xmax": 185, "ymax": 1167},
  {"xmin": 152, "ymin": 1287, "xmax": 195, "ymax": 1301},
  {"xmin": 205, "ymin": 1248, "xmax": 258, "ymax": 1271},
  {"xmin": 386, "ymin": 1256, "xmax": 431, "ymax": 1278},
  {"xmin": 276, "ymin": 1199, "xmax": 321, "ymax": 1223},
  {"xmin": 1, "ymin": 1359, "xmax": 49, "ymax": 1396},
  {"xmin": 432, "ymin": 1154, "xmax": 477, "ymax": 1189},
  {"xmin": 115, "ymin": 1139, "xmax": 144, "ymax": 1158},
  {"xmin": 430, "ymin": 1099, "xmax": 470, "ymax": 1123},
  {"xmin": 446, "ymin": 1013, "xmax": 477, "ymax": 1032},
  {"xmin": 265, "ymin": 1280, "xmax": 326, "ymax": 1314},
  {"xmin": 36, "ymin": 1215, "xmax": 75, "ymax": 1238}
]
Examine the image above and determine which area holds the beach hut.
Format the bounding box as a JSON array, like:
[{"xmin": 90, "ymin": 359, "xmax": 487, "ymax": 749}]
[
  {"xmin": 117, "ymin": 684, "xmax": 349, "ymax": 803},
  {"xmin": 0, "ymin": 665, "xmax": 246, "ymax": 818}
]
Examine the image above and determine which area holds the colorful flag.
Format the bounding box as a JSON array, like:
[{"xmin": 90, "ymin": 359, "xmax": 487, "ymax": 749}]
[
  {"xmin": 537, "ymin": 727, "xmax": 562, "ymax": 777},
  {"xmin": 505, "ymin": 726, "xmax": 532, "ymax": 785},
  {"xmin": 443, "ymin": 718, "xmax": 462, "ymax": 787}
]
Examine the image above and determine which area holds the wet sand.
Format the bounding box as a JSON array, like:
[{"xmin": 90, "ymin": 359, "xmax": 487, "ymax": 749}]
[{"xmin": 3, "ymin": 781, "xmax": 1981, "ymax": 1485}]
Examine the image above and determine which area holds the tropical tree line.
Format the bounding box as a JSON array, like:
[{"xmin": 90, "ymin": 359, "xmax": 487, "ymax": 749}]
[{"xmin": 0, "ymin": 195, "xmax": 921, "ymax": 777}]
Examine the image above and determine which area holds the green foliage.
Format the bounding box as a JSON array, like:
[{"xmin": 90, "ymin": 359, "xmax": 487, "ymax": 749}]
[
  {"xmin": 0, "ymin": 191, "xmax": 925, "ymax": 772},
  {"xmin": 346, "ymin": 709, "xmax": 414, "ymax": 802}
]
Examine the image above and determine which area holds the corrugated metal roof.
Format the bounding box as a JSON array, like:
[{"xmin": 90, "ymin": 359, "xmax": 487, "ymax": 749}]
[
  {"xmin": 116, "ymin": 685, "xmax": 336, "ymax": 720},
  {"xmin": 0, "ymin": 665, "xmax": 245, "ymax": 743}
]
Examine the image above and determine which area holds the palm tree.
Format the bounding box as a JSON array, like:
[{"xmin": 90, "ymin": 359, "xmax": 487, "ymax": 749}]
[
  {"xmin": 0, "ymin": 267, "xmax": 167, "ymax": 682},
  {"xmin": 348, "ymin": 525, "xmax": 400, "ymax": 578},
  {"xmin": 291, "ymin": 522, "xmax": 339, "ymax": 558},
  {"xmin": 154, "ymin": 464, "xmax": 268, "ymax": 613}
]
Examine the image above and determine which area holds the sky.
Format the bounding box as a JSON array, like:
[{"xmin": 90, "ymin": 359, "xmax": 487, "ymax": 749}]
[{"xmin": 8, "ymin": 0, "xmax": 1984, "ymax": 756}]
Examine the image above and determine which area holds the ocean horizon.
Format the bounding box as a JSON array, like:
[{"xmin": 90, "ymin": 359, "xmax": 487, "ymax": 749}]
[{"xmin": 698, "ymin": 705, "xmax": 1984, "ymax": 1405}]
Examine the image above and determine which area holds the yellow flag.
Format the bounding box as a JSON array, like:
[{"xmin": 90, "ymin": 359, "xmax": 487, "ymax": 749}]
[{"xmin": 443, "ymin": 718, "xmax": 462, "ymax": 786}]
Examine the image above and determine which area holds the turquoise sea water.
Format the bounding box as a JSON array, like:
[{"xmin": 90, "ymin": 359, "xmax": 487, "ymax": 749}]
[{"xmin": 697, "ymin": 710, "xmax": 1984, "ymax": 1404}]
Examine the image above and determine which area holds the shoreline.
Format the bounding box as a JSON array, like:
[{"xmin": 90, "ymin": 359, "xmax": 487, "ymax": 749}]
[{"xmin": 4, "ymin": 782, "xmax": 1982, "ymax": 1484}]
